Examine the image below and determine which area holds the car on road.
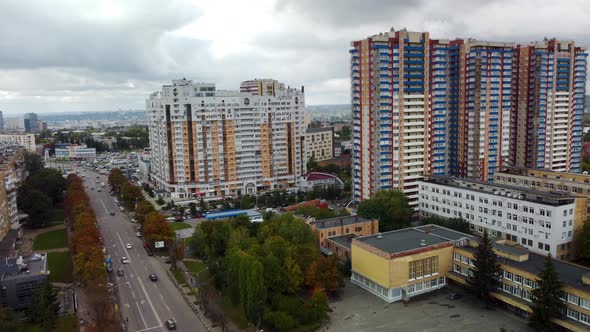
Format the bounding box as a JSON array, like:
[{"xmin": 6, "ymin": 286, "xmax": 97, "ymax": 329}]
[
  {"xmin": 165, "ymin": 319, "xmax": 176, "ymax": 330},
  {"xmin": 144, "ymin": 245, "xmax": 154, "ymax": 256},
  {"xmin": 117, "ymin": 269, "xmax": 125, "ymax": 277},
  {"xmin": 90, "ymin": 187, "xmax": 94, "ymax": 190},
  {"xmin": 119, "ymin": 206, "xmax": 125, "ymax": 212},
  {"xmin": 136, "ymin": 232, "xmax": 141, "ymax": 237},
  {"xmin": 149, "ymin": 273, "xmax": 158, "ymax": 281},
  {"xmin": 110, "ymin": 211, "xmax": 115, "ymax": 216},
  {"xmin": 126, "ymin": 243, "xmax": 132, "ymax": 249},
  {"xmin": 131, "ymin": 218, "xmax": 137, "ymax": 223},
  {"xmin": 121, "ymin": 257, "xmax": 130, "ymax": 264},
  {"xmin": 97, "ymin": 189, "xmax": 101, "ymax": 192}
]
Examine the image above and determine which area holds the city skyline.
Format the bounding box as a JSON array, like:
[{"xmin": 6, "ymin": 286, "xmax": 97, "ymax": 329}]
[{"xmin": 0, "ymin": 0, "xmax": 589, "ymax": 112}]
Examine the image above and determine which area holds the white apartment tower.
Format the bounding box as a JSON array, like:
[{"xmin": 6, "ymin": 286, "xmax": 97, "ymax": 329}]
[{"xmin": 146, "ymin": 79, "xmax": 306, "ymax": 199}]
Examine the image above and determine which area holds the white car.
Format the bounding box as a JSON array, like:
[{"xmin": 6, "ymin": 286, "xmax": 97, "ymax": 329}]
[
  {"xmin": 136, "ymin": 232, "xmax": 141, "ymax": 237},
  {"xmin": 126, "ymin": 243, "xmax": 132, "ymax": 249},
  {"xmin": 121, "ymin": 257, "xmax": 130, "ymax": 264}
]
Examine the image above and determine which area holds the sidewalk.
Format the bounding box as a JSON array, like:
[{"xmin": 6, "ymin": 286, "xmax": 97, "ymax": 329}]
[{"xmin": 19, "ymin": 224, "xmax": 66, "ymax": 256}]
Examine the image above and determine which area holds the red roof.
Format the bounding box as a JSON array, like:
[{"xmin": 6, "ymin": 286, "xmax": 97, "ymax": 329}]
[{"xmin": 306, "ymin": 172, "xmax": 337, "ymax": 181}]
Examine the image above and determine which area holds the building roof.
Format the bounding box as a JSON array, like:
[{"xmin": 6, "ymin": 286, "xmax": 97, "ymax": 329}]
[
  {"xmin": 306, "ymin": 127, "xmax": 333, "ymax": 134},
  {"xmin": 0, "ymin": 253, "xmax": 48, "ymax": 281},
  {"xmin": 311, "ymin": 215, "xmax": 373, "ymax": 230},
  {"xmin": 461, "ymin": 245, "xmax": 590, "ymax": 293},
  {"xmin": 422, "ymin": 176, "xmax": 578, "ymax": 206},
  {"xmin": 0, "ymin": 230, "xmax": 19, "ymax": 257},
  {"xmin": 306, "ymin": 172, "xmax": 339, "ymax": 182},
  {"xmin": 355, "ymin": 224, "xmax": 472, "ymax": 255},
  {"xmin": 327, "ymin": 234, "xmax": 358, "ymax": 250}
]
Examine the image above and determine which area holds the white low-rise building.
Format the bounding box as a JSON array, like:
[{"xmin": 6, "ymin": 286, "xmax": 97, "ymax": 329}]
[
  {"xmin": 0, "ymin": 134, "xmax": 35, "ymax": 152},
  {"xmin": 418, "ymin": 176, "xmax": 586, "ymax": 260}
]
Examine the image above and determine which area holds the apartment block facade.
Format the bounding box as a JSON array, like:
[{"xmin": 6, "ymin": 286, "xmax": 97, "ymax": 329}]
[
  {"xmin": 0, "ymin": 144, "xmax": 25, "ymax": 242},
  {"xmin": 147, "ymin": 79, "xmax": 306, "ymax": 199},
  {"xmin": 305, "ymin": 127, "xmax": 333, "ymax": 162},
  {"xmin": 351, "ymin": 29, "xmax": 587, "ymax": 204},
  {"xmin": 418, "ymin": 176, "xmax": 586, "ymax": 259},
  {"xmin": 0, "ymin": 134, "xmax": 35, "ymax": 152}
]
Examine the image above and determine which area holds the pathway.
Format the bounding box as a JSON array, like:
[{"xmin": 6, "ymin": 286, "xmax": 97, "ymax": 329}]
[{"xmin": 19, "ymin": 224, "xmax": 66, "ymax": 256}]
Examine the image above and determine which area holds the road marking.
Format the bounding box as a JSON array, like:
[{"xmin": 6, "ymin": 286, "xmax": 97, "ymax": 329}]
[
  {"xmin": 116, "ymin": 232, "xmax": 131, "ymax": 262},
  {"xmin": 135, "ymin": 325, "xmax": 162, "ymax": 332},
  {"xmin": 134, "ymin": 301, "xmax": 148, "ymax": 329},
  {"xmin": 100, "ymin": 200, "xmax": 109, "ymax": 214},
  {"xmin": 137, "ymin": 276, "xmax": 161, "ymax": 325}
]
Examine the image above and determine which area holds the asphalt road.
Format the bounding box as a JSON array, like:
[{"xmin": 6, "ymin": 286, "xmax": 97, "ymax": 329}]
[{"xmin": 78, "ymin": 167, "xmax": 203, "ymax": 332}]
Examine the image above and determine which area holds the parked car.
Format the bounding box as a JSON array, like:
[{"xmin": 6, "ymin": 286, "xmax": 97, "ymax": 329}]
[
  {"xmin": 121, "ymin": 257, "xmax": 130, "ymax": 264},
  {"xmin": 149, "ymin": 274, "xmax": 158, "ymax": 281},
  {"xmin": 110, "ymin": 211, "xmax": 115, "ymax": 216},
  {"xmin": 165, "ymin": 319, "xmax": 176, "ymax": 330},
  {"xmin": 126, "ymin": 243, "xmax": 132, "ymax": 249},
  {"xmin": 117, "ymin": 269, "xmax": 125, "ymax": 277},
  {"xmin": 119, "ymin": 206, "xmax": 125, "ymax": 212},
  {"xmin": 136, "ymin": 232, "xmax": 141, "ymax": 237}
]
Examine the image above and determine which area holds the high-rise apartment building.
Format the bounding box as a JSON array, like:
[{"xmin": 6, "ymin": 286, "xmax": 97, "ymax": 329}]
[
  {"xmin": 147, "ymin": 78, "xmax": 306, "ymax": 200},
  {"xmin": 511, "ymin": 40, "xmax": 587, "ymax": 172},
  {"xmin": 23, "ymin": 113, "xmax": 38, "ymax": 133},
  {"xmin": 351, "ymin": 30, "xmax": 587, "ymax": 204},
  {"xmin": 0, "ymin": 111, "xmax": 4, "ymax": 130}
]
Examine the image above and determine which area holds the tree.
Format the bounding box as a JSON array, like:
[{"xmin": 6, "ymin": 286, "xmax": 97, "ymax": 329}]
[
  {"xmin": 357, "ymin": 190, "xmax": 412, "ymax": 231},
  {"xmin": 156, "ymin": 196, "xmax": 165, "ymax": 206},
  {"xmin": 199, "ymin": 197, "xmax": 208, "ymax": 212},
  {"xmin": 263, "ymin": 311, "xmax": 296, "ymax": 331},
  {"xmin": 244, "ymin": 259, "xmax": 266, "ymax": 326},
  {"xmin": 530, "ymin": 255, "xmax": 566, "ymax": 331},
  {"xmin": 579, "ymin": 219, "xmax": 590, "ymax": 260},
  {"xmin": 178, "ymin": 206, "xmax": 186, "ymax": 218},
  {"xmin": 17, "ymin": 186, "xmax": 52, "ymax": 228},
  {"xmin": 143, "ymin": 212, "xmax": 174, "ymax": 246},
  {"xmin": 23, "ymin": 152, "xmax": 43, "ymax": 174},
  {"xmin": 189, "ymin": 203, "xmax": 198, "ymax": 217},
  {"xmin": 423, "ymin": 216, "xmax": 472, "ymax": 234},
  {"xmin": 28, "ymin": 281, "xmax": 60, "ymax": 332},
  {"xmin": 135, "ymin": 200, "xmax": 156, "ymax": 224},
  {"xmin": 0, "ymin": 306, "xmax": 23, "ymax": 332},
  {"xmin": 25, "ymin": 168, "xmax": 67, "ymax": 205},
  {"xmin": 467, "ymin": 230, "xmax": 499, "ymax": 307},
  {"xmin": 121, "ymin": 182, "xmax": 143, "ymax": 210},
  {"xmin": 284, "ymin": 256, "xmax": 303, "ymax": 293}
]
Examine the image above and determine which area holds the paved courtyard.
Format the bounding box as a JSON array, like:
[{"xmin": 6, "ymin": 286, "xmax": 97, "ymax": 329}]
[{"xmin": 324, "ymin": 282, "xmax": 532, "ymax": 332}]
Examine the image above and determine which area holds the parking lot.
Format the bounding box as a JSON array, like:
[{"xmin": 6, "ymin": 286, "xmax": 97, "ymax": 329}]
[{"xmin": 325, "ymin": 282, "xmax": 532, "ymax": 332}]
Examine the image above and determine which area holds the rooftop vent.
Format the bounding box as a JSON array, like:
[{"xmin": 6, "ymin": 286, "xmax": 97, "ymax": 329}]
[{"xmin": 419, "ymin": 239, "xmax": 427, "ymax": 246}]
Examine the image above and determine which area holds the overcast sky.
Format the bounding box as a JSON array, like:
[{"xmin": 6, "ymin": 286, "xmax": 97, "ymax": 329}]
[{"xmin": 0, "ymin": 0, "xmax": 589, "ymax": 114}]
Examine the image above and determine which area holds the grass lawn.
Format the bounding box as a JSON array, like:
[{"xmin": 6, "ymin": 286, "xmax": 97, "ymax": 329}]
[
  {"xmin": 185, "ymin": 260, "xmax": 206, "ymax": 274},
  {"xmin": 170, "ymin": 222, "xmax": 192, "ymax": 231},
  {"xmin": 23, "ymin": 315, "xmax": 77, "ymax": 332},
  {"xmin": 170, "ymin": 267, "xmax": 187, "ymax": 286},
  {"xmin": 33, "ymin": 229, "xmax": 68, "ymax": 250},
  {"xmin": 47, "ymin": 252, "xmax": 73, "ymax": 283}
]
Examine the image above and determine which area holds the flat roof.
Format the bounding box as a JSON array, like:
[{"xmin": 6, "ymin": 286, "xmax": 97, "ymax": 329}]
[
  {"xmin": 422, "ymin": 176, "xmax": 577, "ymax": 206},
  {"xmin": 461, "ymin": 246, "xmax": 590, "ymax": 293},
  {"xmin": 327, "ymin": 234, "xmax": 358, "ymax": 250},
  {"xmin": 0, "ymin": 253, "xmax": 47, "ymax": 281},
  {"xmin": 355, "ymin": 224, "xmax": 472, "ymax": 255},
  {"xmin": 311, "ymin": 215, "xmax": 373, "ymax": 229},
  {"xmin": 306, "ymin": 127, "xmax": 333, "ymax": 134}
]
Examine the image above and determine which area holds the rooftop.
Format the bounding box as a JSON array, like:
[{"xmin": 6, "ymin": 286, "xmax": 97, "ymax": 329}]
[
  {"xmin": 311, "ymin": 215, "xmax": 373, "ymax": 230},
  {"xmin": 306, "ymin": 172, "xmax": 340, "ymax": 182},
  {"xmin": 355, "ymin": 224, "xmax": 472, "ymax": 255},
  {"xmin": 422, "ymin": 176, "xmax": 577, "ymax": 206},
  {"xmin": 0, "ymin": 253, "xmax": 48, "ymax": 281},
  {"xmin": 327, "ymin": 234, "xmax": 358, "ymax": 250},
  {"xmin": 461, "ymin": 245, "xmax": 590, "ymax": 293},
  {"xmin": 306, "ymin": 127, "xmax": 333, "ymax": 134}
]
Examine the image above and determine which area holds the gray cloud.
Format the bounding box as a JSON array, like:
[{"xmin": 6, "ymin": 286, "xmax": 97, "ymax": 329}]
[{"xmin": 0, "ymin": 0, "xmax": 588, "ymax": 113}]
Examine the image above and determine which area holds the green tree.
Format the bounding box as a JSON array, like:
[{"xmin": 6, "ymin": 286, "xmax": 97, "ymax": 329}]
[
  {"xmin": 28, "ymin": 281, "xmax": 60, "ymax": 332},
  {"xmin": 530, "ymin": 254, "xmax": 566, "ymax": 331},
  {"xmin": 580, "ymin": 219, "xmax": 590, "ymax": 260},
  {"xmin": 156, "ymin": 196, "xmax": 165, "ymax": 206},
  {"xmin": 199, "ymin": 197, "xmax": 208, "ymax": 212},
  {"xmin": 467, "ymin": 230, "xmax": 499, "ymax": 307},
  {"xmin": 357, "ymin": 190, "xmax": 412, "ymax": 231},
  {"xmin": 307, "ymin": 289, "xmax": 330, "ymax": 322},
  {"xmin": 178, "ymin": 206, "xmax": 186, "ymax": 218},
  {"xmin": 23, "ymin": 152, "xmax": 43, "ymax": 174},
  {"xmin": 135, "ymin": 200, "xmax": 156, "ymax": 224},
  {"xmin": 189, "ymin": 203, "xmax": 197, "ymax": 217},
  {"xmin": 25, "ymin": 168, "xmax": 67, "ymax": 205},
  {"xmin": 17, "ymin": 186, "xmax": 52, "ymax": 228},
  {"xmin": 0, "ymin": 306, "xmax": 23, "ymax": 332},
  {"xmin": 263, "ymin": 311, "xmax": 296, "ymax": 331},
  {"xmin": 423, "ymin": 216, "xmax": 472, "ymax": 234},
  {"xmin": 306, "ymin": 156, "xmax": 318, "ymax": 172},
  {"xmin": 284, "ymin": 256, "xmax": 303, "ymax": 293},
  {"xmin": 244, "ymin": 259, "xmax": 266, "ymax": 326},
  {"xmin": 121, "ymin": 182, "xmax": 143, "ymax": 210}
]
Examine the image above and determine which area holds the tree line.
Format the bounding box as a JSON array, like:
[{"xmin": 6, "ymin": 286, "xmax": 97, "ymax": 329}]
[
  {"xmin": 64, "ymin": 174, "xmax": 120, "ymax": 331},
  {"xmin": 190, "ymin": 213, "xmax": 343, "ymax": 331},
  {"xmin": 17, "ymin": 152, "xmax": 67, "ymax": 228}
]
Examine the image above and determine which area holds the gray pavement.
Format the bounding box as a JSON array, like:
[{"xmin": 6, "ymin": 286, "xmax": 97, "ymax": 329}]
[
  {"xmin": 79, "ymin": 167, "xmax": 210, "ymax": 332},
  {"xmin": 325, "ymin": 281, "xmax": 532, "ymax": 332}
]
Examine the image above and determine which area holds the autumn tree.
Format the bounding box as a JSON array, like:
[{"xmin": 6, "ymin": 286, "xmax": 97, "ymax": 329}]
[
  {"xmin": 143, "ymin": 212, "xmax": 174, "ymax": 246},
  {"xmin": 135, "ymin": 200, "xmax": 156, "ymax": 224}
]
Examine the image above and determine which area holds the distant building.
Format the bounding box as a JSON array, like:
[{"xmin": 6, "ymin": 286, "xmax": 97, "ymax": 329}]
[
  {"xmin": 0, "ymin": 144, "xmax": 26, "ymax": 242},
  {"xmin": 0, "ymin": 253, "xmax": 48, "ymax": 310},
  {"xmin": 418, "ymin": 176, "xmax": 586, "ymax": 259},
  {"xmin": 55, "ymin": 144, "xmax": 96, "ymax": 160},
  {"xmin": 305, "ymin": 127, "xmax": 333, "ymax": 162},
  {"xmin": 23, "ymin": 113, "xmax": 38, "ymax": 133},
  {"xmin": 299, "ymin": 171, "xmax": 344, "ymax": 192},
  {"xmin": 4, "ymin": 117, "xmax": 24, "ymax": 131},
  {"xmin": 309, "ymin": 215, "xmax": 378, "ymax": 262},
  {"xmin": 239, "ymin": 79, "xmax": 285, "ymax": 96},
  {"xmin": 334, "ymin": 140, "xmax": 352, "ymax": 158},
  {"xmin": 37, "ymin": 121, "xmax": 48, "ymax": 132},
  {"xmin": 0, "ymin": 134, "xmax": 36, "ymax": 152},
  {"xmin": 0, "ymin": 111, "xmax": 4, "ymax": 130}
]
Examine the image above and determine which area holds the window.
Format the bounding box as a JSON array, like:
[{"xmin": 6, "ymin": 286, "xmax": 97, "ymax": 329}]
[
  {"xmin": 568, "ymin": 293, "xmax": 580, "ymax": 305},
  {"xmin": 453, "ymin": 253, "xmax": 460, "ymax": 261},
  {"xmin": 580, "ymin": 312, "xmax": 590, "ymax": 326},
  {"xmin": 409, "ymin": 256, "xmax": 438, "ymax": 280},
  {"xmin": 567, "ymin": 308, "xmax": 580, "ymax": 320},
  {"xmin": 580, "ymin": 297, "xmax": 590, "ymax": 310},
  {"xmin": 524, "ymin": 278, "xmax": 533, "ymax": 288},
  {"xmin": 514, "ymin": 275, "xmax": 523, "ymax": 284},
  {"xmin": 505, "ymin": 271, "xmax": 513, "ymax": 281}
]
